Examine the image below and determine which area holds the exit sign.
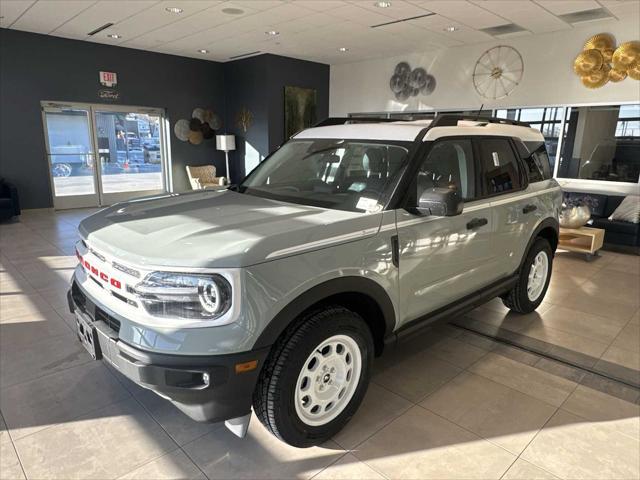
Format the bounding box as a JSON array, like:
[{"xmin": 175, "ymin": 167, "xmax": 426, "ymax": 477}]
[{"xmin": 99, "ymin": 71, "xmax": 117, "ymax": 87}]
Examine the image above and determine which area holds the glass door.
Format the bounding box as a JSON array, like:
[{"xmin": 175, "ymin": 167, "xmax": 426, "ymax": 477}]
[
  {"xmin": 42, "ymin": 105, "xmax": 100, "ymax": 209},
  {"xmin": 94, "ymin": 108, "xmax": 165, "ymax": 205},
  {"xmin": 42, "ymin": 102, "xmax": 169, "ymax": 209}
]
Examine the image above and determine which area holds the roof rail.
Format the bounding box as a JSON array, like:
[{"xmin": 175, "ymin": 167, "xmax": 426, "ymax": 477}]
[
  {"xmin": 430, "ymin": 114, "xmax": 531, "ymax": 128},
  {"xmin": 314, "ymin": 117, "xmax": 399, "ymax": 127}
]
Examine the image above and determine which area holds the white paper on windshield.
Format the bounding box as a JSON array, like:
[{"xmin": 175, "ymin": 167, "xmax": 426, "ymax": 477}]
[{"xmin": 356, "ymin": 197, "xmax": 380, "ymax": 212}]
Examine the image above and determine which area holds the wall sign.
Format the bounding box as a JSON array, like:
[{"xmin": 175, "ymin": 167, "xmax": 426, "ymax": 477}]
[
  {"xmin": 99, "ymin": 71, "xmax": 117, "ymax": 87},
  {"xmin": 98, "ymin": 89, "xmax": 119, "ymax": 101}
]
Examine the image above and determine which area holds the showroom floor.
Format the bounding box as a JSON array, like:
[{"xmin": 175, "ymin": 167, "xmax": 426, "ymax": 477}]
[{"xmin": 0, "ymin": 209, "xmax": 638, "ymax": 480}]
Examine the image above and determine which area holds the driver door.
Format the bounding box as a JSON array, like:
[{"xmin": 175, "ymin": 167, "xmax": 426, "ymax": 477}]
[{"xmin": 396, "ymin": 138, "xmax": 498, "ymax": 326}]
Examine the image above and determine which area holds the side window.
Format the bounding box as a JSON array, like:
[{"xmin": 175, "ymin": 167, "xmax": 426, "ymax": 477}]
[
  {"xmin": 479, "ymin": 138, "xmax": 522, "ymax": 194},
  {"xmin": 416, "ymin": 139, "xmax": 475, "ymax": 201},
  {"xmin": 521, "ymin": 142, "xmax": 553, "ymax": 183}
]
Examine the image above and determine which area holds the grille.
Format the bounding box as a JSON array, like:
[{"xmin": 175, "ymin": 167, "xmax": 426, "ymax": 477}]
[
  {"xmin": 71, "ymin": 282, "xmax": 121, "ymax": 333},
  {"xmin": 95, "ymin": 308, "xmax": 121, "ymax": 333}
]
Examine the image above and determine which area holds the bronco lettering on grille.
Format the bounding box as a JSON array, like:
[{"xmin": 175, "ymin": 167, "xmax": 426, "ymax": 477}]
[{"xmin": 76, "ymin": 250, "xmax": 122, "ymax": 289}]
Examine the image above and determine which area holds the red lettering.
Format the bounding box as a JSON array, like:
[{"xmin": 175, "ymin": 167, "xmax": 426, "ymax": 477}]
[
  {"xmin": 91, "ymin": 266, "xmax": 99, "ymax": 276},
  {"xmin": 100, "ymin": 272, "xmax": 108, "ymax": 282},
  {"xmin": 84, "ymin": 260, "xmax": 90, "ymax": 269},
  {"xmin": 110, "ymin": 278, "xmax": 121, "ymax": 289}
]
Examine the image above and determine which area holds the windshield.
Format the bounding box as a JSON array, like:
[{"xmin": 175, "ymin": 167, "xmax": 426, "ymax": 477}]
[{"xmin": 238, "ymin": 139, "xmax": 411, "ymax": 212}]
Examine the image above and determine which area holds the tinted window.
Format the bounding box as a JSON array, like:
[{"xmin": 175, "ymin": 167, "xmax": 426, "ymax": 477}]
[
  {"xmin": 416, "ymin": 139, "xmax": 475, "ymax": 201},
  {"xmin": 479, "ymin": 138, "xmax": 522, "ymax": 194},
  {"xmin": 523, "ymin": 141, "xmax": 552, "ymax": 182}
]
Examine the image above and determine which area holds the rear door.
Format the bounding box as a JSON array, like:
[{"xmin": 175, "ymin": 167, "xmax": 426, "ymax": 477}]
[
  {"xmin": 477, "ymin": 137, "xmax": 534, "ymax": 277},
  {"xmin": 396, "ymin": 138, "xmax": 498, "ymax": 326}
]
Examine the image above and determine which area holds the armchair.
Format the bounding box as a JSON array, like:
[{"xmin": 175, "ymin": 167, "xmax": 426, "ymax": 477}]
[
  {"xmin": 186, "ymin": 165, "xmax": 225, "ymax": 190},
  {"xmin": 0, "ymin": 178, "xmax": 20, "ymax": 221}
]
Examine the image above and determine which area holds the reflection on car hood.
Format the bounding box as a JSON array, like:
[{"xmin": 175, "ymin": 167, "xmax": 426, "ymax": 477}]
[{"xmin": 79, "ymin": 190, "xmax": 382, "ymax": 268}]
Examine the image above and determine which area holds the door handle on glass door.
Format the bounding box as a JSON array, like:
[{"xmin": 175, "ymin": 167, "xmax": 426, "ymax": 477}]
[{"xmin": 466, "ymin": 217, "xmax": 488, "ymax": 230}]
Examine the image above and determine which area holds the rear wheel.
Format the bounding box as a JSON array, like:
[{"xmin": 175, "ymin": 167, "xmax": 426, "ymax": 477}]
[
  {"xmin": 253, "ymin": 306, "xmax": 373, "ymax": 447},
  {"xmin": 502, "ymin": 237, "xmax": 552, "ymax": 314}
]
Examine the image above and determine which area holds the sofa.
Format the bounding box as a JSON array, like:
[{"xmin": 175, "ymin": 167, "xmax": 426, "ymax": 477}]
[
  {"xmin": 564, "ymin": 191, "xmax": 639, "ymax": 250},
  {"xmin": 0, "ymin": 178, "xmax": 20, "ymax": 221}
]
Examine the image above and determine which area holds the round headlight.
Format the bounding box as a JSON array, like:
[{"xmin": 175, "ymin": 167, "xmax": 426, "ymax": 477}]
[{"xmin": 198, "ymin": 278, "xmax": 221, "ymax": 314}]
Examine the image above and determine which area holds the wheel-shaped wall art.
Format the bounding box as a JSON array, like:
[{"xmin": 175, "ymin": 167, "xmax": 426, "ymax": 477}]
[{"xmin": 473, "ymin": 45, "xmax": 524, "ymax": 100}]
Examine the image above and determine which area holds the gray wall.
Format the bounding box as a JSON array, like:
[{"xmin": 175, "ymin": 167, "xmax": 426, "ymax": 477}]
[
  {"xmin": 224, "ymin": 54, "xmax": 329, "ymax": 181},
  {"xmin": 0, "ymin": 29, "xmax": 330, "ymax": 208},
  {"xmin": 0, "ymin": 28, "xmax": 226, "ymax": 209}
]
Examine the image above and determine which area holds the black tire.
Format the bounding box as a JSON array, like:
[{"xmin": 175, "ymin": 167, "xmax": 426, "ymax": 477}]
[
  {"xmin": 253, "ymin": 306, "xmax": 373, "ymax": 447},
  {"xmin": 502, "ymin": 237, "xmax": 553, "ymax": 314}
]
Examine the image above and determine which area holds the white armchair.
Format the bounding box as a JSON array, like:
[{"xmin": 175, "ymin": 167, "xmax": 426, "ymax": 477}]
[{"xmin": 186, "ymin": 165, "xmax": 225, "ymax": 190}]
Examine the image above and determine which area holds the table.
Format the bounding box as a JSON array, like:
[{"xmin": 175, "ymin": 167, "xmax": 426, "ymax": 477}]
[{"xmin": 558, "ymin": 226, "xmax": 605, "ymax": 260}]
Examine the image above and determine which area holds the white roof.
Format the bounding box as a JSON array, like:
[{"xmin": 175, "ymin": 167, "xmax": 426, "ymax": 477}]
[{"xmin": 294, "ymin": 119, "xmax": 544, "ymax": 143}]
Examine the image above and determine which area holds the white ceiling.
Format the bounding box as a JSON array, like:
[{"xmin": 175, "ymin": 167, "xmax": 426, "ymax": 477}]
[{"xmin": 1, "ymin": 0, "xmax": 637, "ymax": 64}]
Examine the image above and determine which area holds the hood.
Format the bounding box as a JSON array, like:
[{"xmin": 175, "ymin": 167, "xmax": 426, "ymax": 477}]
[{"xmin": 79, "ymin": 190, "xmax": 382, "ymax": 269}]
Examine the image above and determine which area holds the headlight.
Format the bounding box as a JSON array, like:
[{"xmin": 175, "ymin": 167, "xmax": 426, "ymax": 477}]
[{"xmin": 134, "ymin": 272, "xmax": 232, "ymax": 320}]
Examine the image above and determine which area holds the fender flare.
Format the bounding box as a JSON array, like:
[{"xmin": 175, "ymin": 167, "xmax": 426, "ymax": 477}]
[
  {"xmin": 252, "ymin": 276, "xmax": 397, "ymax": 350},
  {"xmin": 518, "ymin": 217, "xmax": 559, "ymax": 272}
]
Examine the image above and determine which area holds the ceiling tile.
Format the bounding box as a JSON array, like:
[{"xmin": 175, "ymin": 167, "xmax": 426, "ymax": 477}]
[
  {"xmin": 356, "ymin": 0, "xmax": 432, "ymax": 20},
  {"xmin": 52, "ymin": 1, "xmax": 157, "ymax": 38},
  {"xmin": 327, "ymin": 4, "xmax": 396, "ymax": 26},
  {"xmin": 598, "ymin": 0, "xmax": 640, "ymax": 19},
  {"xmin": 11, "ymin": 0, "xmax": 95, "ymax": 34},
  {"xmin": 414, "ymin": 1, "xmax": 509, "ymax": 29},
  {"xmin": 471, "ymin": 1, "xmax": 570, "ymax": 33},
  {"xmin": 232, "ymin": 0, "xmax": 285, "ymax": 10},
  {"xmin": 0, "ymin": 0, "xmax": 35, "ymax": 28},
  {"xmin": 292, "ymin": 1, "xmax": 347, "ymax": 12},
  {"xmin": 98, "ymin": 1, "xmax": 224, "ymax": 44},
  {"xmin": 534, "ymin": 0, "xmax": 601, "ymax": 15}
]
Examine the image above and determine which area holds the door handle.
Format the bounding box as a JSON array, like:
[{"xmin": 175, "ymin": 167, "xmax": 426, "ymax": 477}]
[
  {"xmin": 466, "ymin": 217, "xmax": 488, "ymax": 230},
  {"xmin": 523, "ymin": 204, "xmax": 537, "ymax": 214}
]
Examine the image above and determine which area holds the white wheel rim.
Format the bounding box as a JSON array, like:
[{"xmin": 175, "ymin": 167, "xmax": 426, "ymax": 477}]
[
  {"xmin": 294, "ymin": 334, "xmax": 362, "ymax": 427},
  {"xmin": 527, "ymin": 251, "xmax": 549, "ymax": 301}
]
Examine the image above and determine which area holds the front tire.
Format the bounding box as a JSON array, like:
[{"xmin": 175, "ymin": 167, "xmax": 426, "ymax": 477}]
[
  {"xmin": 253, "ymin": 306, "xmax": 373, "ymax": 447},
  {"xmin": 502, "ymin": 237, "xmax": 553, "ymax": 314}
]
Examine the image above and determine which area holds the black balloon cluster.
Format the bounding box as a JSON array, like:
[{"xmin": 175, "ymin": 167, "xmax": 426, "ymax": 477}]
[{"xmin": 389, "ymin": 62, "xmax": 436, "ymax": 101}]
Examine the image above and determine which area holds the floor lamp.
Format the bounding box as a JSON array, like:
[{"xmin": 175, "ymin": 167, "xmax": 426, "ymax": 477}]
[{"xmin": 216, "ymin": 134, "xmax": 236, "ymax": 184}]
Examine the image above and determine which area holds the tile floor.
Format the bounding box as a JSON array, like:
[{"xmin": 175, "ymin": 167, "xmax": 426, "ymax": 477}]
[{"xmin": 0, "ymin": 208, "xmax": 638, "ymax": 480}]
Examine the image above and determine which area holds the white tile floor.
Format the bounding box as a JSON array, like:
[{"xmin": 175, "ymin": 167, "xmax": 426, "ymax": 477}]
[{"xmin": 0, "ymin": 208, "xmax": 638, "ymax": 480}]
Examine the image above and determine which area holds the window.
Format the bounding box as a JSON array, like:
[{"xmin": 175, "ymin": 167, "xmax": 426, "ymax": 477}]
[
  {"xmin": 558, "ymin": 104, "xmax": 640, "ymax": 183},
  {"xmin": 479, "ymin": 138, "xmax": 522, "ymax": 194},
  {"xmin": 521, "ymin": 141, "xmax": 553, "ymax": 183},
  {"xmin": 240, "ymin": 139, "xmax": 410, "ymax": 212},
  {"xmin": 415, "ymin": 139, "xmax": 475, "ymax": 202}
]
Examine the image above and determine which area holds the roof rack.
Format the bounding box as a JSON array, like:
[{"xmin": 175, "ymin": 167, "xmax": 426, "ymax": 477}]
[
  {"xmin": 314, "ymin": 117, "xmax": 400, "ymax": 127},
  {"xmin": 314, "ymin": 114, "xmax": 531, "ymax": 129},
  {"xmin": 429, "ymin": 114, "xmax": 531, "ymax": 128}
]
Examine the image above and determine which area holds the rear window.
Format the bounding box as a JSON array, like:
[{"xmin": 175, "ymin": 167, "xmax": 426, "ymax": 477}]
[{"xmin": 523, "ymin": 141, "xmax": 553, "ymax": 182}]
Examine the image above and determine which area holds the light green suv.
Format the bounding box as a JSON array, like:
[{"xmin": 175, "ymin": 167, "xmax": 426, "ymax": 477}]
[{"xmin": 68, "ymin": 114, "xmax": 562, "ymax": 446}]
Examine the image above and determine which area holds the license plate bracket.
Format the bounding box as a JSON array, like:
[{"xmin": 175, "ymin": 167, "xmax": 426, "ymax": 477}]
[{"xmin": 76, "ymin": 311, "xmax": 102, "ymax": 360}]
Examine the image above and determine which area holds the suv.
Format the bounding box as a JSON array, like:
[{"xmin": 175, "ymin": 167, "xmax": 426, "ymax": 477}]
[{"xmin": 68, "ymin": 115, "xmax": 561, "ymax": 447}]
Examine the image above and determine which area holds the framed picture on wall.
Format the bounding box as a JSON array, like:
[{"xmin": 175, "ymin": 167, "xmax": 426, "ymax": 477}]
[{"xmin": 284, "ymin": 86, "xmax": 317, "ymax": 140}]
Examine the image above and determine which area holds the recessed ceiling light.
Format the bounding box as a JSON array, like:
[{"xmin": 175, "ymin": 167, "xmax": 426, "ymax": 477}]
[
  {"xmin": 444, "ymin": 26, "xmax": 459, "ymax": 32},
  {"xmin": 222, "ymin": 7, "xmax": 244, "ymax": 15},
  {"xmin": 165, "ymin": 7, "xmax": 183, "ymax": 14},
  {"xmin": 338, "ymin": 47, "xmax": 349, "ymax": 52},
  {"xmin": 197, "ymin": 49, "xmax": 209, "ymax": 54},
  {"xmin": 265, "ymin": 30, "xmax": 279, "ymax": 36},
  {"xmin": 107, "ymin": 34, "xmax": 122, "ymax": 39},
  {"xmin": 375, "ymin": 1, "xmax": 392, "ymax": 7}
]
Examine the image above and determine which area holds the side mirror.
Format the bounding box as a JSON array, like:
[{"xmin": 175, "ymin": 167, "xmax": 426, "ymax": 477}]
[{"xmin": 416, "ymin": 187, "xmax": 463, "ymax": 216}]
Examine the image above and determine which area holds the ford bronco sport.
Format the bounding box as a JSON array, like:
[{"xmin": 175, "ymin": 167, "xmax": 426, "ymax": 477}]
[{"xmin": 68, "ymin": 114, "xmax": 562, "ymax": 447}]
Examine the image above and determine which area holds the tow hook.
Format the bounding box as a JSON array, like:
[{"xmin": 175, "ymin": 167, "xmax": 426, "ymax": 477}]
[{"xmin": 225, "ymin": 413, "xmax": 251, "ymax": 438}]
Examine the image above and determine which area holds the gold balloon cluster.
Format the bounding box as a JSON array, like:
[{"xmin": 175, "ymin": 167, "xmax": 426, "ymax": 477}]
[{"xmin": 573, "ymin": 33, "xmax": 640, "ymax": 88}]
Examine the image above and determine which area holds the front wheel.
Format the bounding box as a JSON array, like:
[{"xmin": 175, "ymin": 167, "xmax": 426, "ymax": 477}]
[
  {"xmin": 253, "ymin": 306, "xmax": 373, "ymax": 447},
  {"xmin": 502, "ymin": 237, "xmax": 553, "ymax": 314}
]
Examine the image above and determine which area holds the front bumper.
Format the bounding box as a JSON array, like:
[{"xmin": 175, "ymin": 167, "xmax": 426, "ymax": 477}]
[{"xmin": 67, "ymin": 281, "xmax": 269, "ymax": 423}]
